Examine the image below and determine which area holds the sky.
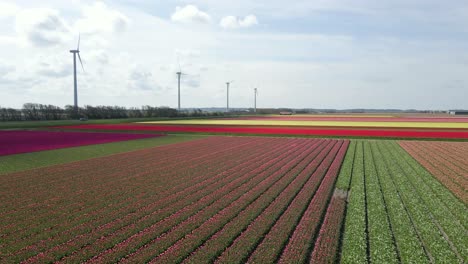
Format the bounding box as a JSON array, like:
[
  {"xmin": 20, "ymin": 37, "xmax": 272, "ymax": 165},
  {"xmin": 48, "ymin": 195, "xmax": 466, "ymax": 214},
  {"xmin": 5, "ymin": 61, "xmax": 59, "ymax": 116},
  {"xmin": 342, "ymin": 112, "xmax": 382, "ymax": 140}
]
[{"xmin": 0, "ymin": 0, "xmax": 467, "ymax": 110}]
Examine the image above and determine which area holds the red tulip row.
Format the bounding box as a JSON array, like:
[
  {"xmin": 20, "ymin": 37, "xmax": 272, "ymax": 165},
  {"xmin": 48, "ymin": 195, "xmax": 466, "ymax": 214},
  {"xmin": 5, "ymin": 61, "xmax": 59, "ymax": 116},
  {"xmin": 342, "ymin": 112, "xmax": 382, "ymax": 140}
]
[
  {"xmin": 399, "ymin": 141, "xmax": 468, "ymax": 202},
  {"xmin": 214, "ymin": 140, "xmax": 347, "ymax": 264},
  {"xmin": 309, "ymin": 194, "xmax": 347, "ymax": 264},
  {"xmin": 24, "ymin": 137, "xmax": 292, "ymax": 263},
  {"xmin": 276, "ymin": 141, "xmax": 348, "ymax": 264},
  {"xmin": 7, "ymin": 137, "xmax": 266, "ymax": 260},
  {"xmin": 3, "ymin": 138, "xmax": 278, "ymax": 257},
  {"xmin": 153, "ymin": 140, "xmax": 332, "ymax": 264},
  {"xmin": 98, "ymin": 138, "xmax": 321, "ymax": 263}
]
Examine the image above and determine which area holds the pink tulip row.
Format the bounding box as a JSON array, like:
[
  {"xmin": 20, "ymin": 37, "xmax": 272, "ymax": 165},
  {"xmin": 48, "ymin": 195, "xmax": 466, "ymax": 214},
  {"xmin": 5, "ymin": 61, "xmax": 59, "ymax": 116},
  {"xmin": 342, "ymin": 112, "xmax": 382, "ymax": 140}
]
[
  {"xmin": 180, "ymin": 140, "xmax": 331, "ymax": 264},
  {"xmin": 107, "ymin": 138, "xmax": 320, "ymax": 264},
  {"xmin": 75, "ymin": 137, "xmax": 313, "ymax": 263},
  {"xmin": 7, "ymin": 136, "xmax": 260, "ymax": 258},
  {"xmin": 3, "ymin": 137, "xmax": 276, "ymax": 260},
  {"xmin": 151, "ymin": 140, "xmax": 330, "ymax": 264},
  {"xmin": 1, "ymin": 136, "xmax": 239, "ymax": 224},
  {"xmin": 213, "ymin": 140, "xmax": 341, "ymax": 263},
  {"xmin": 309, "ymin": 195, "xmax": 347, "ymax": 264},
  {"xmin": 25, "ymin": 137, "xmax": 287, "ymax": 263},
  {"xmin": 247, "ymin": 140, "xmax": 348, "ymax": 264}
]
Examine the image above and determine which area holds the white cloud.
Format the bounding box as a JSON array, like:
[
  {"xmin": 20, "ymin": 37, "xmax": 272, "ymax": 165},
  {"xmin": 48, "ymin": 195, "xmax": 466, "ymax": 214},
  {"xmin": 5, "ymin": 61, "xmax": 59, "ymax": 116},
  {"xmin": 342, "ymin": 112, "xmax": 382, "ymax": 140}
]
[
  {"xmin": 15, "ymin": 8, "xmax": 70, "ymax": 47},
  {"xmin": 74, "ymin": 2, "xmax": 129, "ymax": 34},
  {"xmin": 0, "ymin": 2, "xmax": 19, "ymax": 18},
  {"xmin": 220, "ymin": 15, "xmax": 258, "ymax": 29},
  {"xmin": 128, "ymin": 68, "xmax": 161, "ymax": 91},
  {"xmin": 171, "ymin": 5, "xmax": 211, "ymax": 24}
]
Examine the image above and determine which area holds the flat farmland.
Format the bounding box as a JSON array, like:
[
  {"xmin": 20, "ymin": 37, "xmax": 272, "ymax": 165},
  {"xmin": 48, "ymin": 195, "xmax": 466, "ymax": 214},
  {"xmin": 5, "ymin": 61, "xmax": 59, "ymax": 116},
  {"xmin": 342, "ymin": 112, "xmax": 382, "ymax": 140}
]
[
  {"xmin": 55, "ymin": 114, "xmax": 468, "ymax": 139},
  {"xmin": 0, "ymin": 136, "xmax": 349, "ymax": 263},
  {"xmin": 1, "ymin": 133, "xmax": 466, "ymax": 264}
]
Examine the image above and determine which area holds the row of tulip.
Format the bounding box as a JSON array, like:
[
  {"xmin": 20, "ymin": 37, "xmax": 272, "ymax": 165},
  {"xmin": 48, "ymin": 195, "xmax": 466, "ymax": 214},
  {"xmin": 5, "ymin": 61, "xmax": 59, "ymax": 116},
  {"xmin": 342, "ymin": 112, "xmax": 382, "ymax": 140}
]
[
  {"xmin": 276, "ymin": 140, "xmax": 348, "ymax": 264},
  {"xmin": 27, "ymin": 137, "xmax": 295, "ymax": 263},
  {"xmin": 112, "ymin": 138, "xmax": 326, "ymax": 262},
  {"xmin": 399, "ymin": 141, "xmax": 467, "ymax": 202},
  {"xmin": 146, "ymin": 140, "xmax": 336, "ymax": 264},
  {"xmin": 309, "ymin": 195, "xmax": 346, "ymax": 264},
  {"xmin": 9, "ymin": 137, "xmax": 266, "ymax": 260},
  {"xmin": 5, "ymin": 138, "xmax": 278, "ymax": 256}
]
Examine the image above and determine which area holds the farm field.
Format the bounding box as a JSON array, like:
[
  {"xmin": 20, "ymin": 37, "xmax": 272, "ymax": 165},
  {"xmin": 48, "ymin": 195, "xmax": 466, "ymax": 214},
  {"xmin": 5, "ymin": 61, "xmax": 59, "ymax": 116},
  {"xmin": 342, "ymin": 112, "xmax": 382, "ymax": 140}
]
[
  {"xmin": 0, "ymin": 130, "xmax": 162, "ymax": 156},
  {"xmin": 399, "ymin": 141, "xmax": 468, "ymax": 203},
  {"xmin": 0, "ymin": 136, "xmax": 349, "ymax": 263},
  {"xmin": 56, "ymin": 123, "xmax": 468, "ymax": 139},
  {"xmin": 0, "ymin": 130, "xmax": 466, "ymax": 263},
  {"xmin": 140, "ymin": 119, "xmax": 468, "ymax": 129},
  {"xmin": 337, "ymin": 141, "xmax": 467, "ymax": 263},
  {"xmin": 0, "ymin": 134, "xmax": 202, "ymax": 175}
]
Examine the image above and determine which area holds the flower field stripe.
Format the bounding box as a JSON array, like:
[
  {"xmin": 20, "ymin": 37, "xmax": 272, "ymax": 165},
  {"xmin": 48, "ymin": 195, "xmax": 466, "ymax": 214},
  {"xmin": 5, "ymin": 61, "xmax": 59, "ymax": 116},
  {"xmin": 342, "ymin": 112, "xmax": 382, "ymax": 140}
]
[
  {"xmin": 399, "ymin": 141, "xmax": 467, "ymax": 202},
  {"xmin": 377, "ymin": 142, "xmax": 462, "ymax": 263},
  {"xmin": 370, "ymin": 141, "xmax": 431, "ymax": 263},
  {"xmin": 18, "ymin": 138, "xmax": 289, "ymax": 262},
  {"xmin": 180, "ymin": 140, "xmax": 332, "ymax": 264},
  {"xmin": 275, "ymin": 141, "xmax": 348, "ymax": 264},
  {"xmin": 151, "ymin": 140, "xmax": 335, "ymax": 264},
  {"xmin": 415, "ymin": 141, "xmax": 468, "ymax": 167},
  {"xmin": 394, "ymin": 144, "xmax": 467, "ymax": 227},
  {"xmin": 309, "ymin": 194, "xmax": 347, "ymax": 264},
  {"xmin": 3, "ymin": 137, "xmax": 265, "ymax": 257},
  {"xmin": 0, "ymin": 130, "xmax": 163, "ymax": 156},
  {"xmin": 401, "ymin": 141, "xmax": 467, "ymax": 188},
  {"xmin": 217, "ymin": 141, "xmax": 342, "ymax": 263},
  {"xmin": 215, "ymin": 142, "xmax": 336, "ymax": 263},
  {"xmin": 363, "ymin": 141, "xmax": 399, "ymax": 263},
  {"xmin": 334, "ymin": 140, "xmax": 357, "ymax": 191},
  {"xmin": 4, "ymin": 137, "xmax": 274, "ymax": 261},
  {"xmin": 55, "ymin": 123, "xmax": 468, "ymax": 139},
  {"xmin": 246, "ymin": 140, "xmax": 345, "ymax": 264},
  {"xmin": 104, "ymin": 139, "xmax": 322, "ymax": 262},
  {"xmin": 80, "ymin": 138, "xmax": 319, "ymax": 263},
  {"xmin": 339, "ymin": 141, "xmax": 368, "ymax": 264},
  {"xmin": 383, "ymin": 142, "xmax": 467, "ymax": 262},
  {"xmin": 54, "ymin": 137, "xmax": 301, "ymax": 263},
  {"xmin": 0, "ymin": 136, "xmax": 234, "ymax": 217},
  {"xmin": 156, "ymin": 140, "xmax": 333, "ymax": 264}
]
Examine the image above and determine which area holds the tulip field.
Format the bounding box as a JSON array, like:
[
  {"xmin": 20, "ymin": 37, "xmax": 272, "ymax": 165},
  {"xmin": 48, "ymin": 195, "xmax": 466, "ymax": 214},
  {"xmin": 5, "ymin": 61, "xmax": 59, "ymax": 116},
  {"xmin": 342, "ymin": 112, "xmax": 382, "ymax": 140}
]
[
  {"xmin": 0, "ymin": 125, "xmax": 466, "ymax": 263},
  {"xmin": 55, "ymin": 114, "xmax": 468, "ymax": 139}
]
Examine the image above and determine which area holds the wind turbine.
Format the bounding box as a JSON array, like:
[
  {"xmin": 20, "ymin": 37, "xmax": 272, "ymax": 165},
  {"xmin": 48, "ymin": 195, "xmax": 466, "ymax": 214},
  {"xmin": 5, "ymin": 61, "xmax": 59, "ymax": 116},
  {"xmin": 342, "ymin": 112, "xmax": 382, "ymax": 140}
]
[
  {"xmin": 226, "ymin": 81, "xmax": 234, "ymax": 112},
  {"xmin": 69, "ymin": 34, "xmax": 84, "ymax": 115},
  {"xmin": 254, "ymin": 87, "xmax": 258, "ymax": 113},
  {"xmin": 176, "ymin": 60, "xmax": 188, "ymax": 111}
]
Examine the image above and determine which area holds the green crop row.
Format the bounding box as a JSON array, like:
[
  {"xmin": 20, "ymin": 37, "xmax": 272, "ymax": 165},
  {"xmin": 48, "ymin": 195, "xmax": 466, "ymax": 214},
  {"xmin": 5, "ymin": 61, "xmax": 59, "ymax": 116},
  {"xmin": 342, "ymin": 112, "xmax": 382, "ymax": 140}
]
[{"xmin": 338, "ymin": 140, "xmax": 466, "ymax": 264}]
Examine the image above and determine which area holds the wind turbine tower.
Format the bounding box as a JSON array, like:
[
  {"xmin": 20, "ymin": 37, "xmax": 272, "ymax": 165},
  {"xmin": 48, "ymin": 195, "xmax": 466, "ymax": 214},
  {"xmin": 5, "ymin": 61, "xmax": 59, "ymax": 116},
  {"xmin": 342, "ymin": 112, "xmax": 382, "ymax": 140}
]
[
  {"xmin": 226, "ymin": 81, "xmax": 233, "ymax": 112},
  {"xmin": 176, "ymin": 61, "xmax": 187, "ymax": 111},
  {"xmin": 176, "ymin": 71, "xmax": 182, "ymax": 111},
  {"xmin": 69, "ymin": 34, "xmax": 84, "ymax": 115},
  {"xmin": 254, "ymin": 88, "xmax": 258, "ymax": 113}
]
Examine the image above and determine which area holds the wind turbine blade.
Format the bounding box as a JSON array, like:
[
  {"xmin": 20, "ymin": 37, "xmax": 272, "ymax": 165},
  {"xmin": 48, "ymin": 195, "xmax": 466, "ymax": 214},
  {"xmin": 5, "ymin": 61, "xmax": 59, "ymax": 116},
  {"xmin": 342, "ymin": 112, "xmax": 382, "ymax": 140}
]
[
  {"xmin": 77, "ymin": 33, "xmax": 80, "ymax": 51},
  {"xmin": 177, "ymin": 57, "xmax": 181, "ymax": 72},
  {"xmin": 78, "ymin": 53, "xmax": 85, "ymax": 72}
]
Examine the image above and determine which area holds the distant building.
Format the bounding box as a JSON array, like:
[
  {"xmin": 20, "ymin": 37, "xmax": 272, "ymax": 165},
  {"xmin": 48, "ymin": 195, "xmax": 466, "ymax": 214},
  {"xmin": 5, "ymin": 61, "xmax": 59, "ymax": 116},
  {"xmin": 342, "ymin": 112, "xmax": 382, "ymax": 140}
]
[
  {"xmin": 448, "ymin": 110, "xmax": 468, "ymax": 115},
  {"xmin": 279, "ymin": 111, "xmax": 293, "ymax": 115}
]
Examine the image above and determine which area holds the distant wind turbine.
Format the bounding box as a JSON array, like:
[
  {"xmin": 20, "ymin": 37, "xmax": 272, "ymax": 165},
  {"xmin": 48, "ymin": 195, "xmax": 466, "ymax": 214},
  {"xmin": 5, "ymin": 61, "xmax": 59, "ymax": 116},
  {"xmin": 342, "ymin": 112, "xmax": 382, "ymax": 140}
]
[
  {"xmin": 254, "ymin": 87, "xmax": 258, "ymax": 113},
  {"xmin": 226, "ymin": 80, "xmax": 234, "ymax": 112},
  {"xmin": 176, "ymin": 59, "xmax": 188, "ymax": 111},
  {"xmin": 69, "ymin": 34, "xmax": 84, "ymax": 115}
]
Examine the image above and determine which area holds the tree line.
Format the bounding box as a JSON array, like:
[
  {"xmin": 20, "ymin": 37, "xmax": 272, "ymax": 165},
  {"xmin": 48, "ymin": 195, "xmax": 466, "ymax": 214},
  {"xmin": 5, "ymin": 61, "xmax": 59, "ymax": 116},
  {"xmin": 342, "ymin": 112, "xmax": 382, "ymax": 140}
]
[{"xmin": 0, "ymin": 103, "xmax": 224, "ymax": 121}]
